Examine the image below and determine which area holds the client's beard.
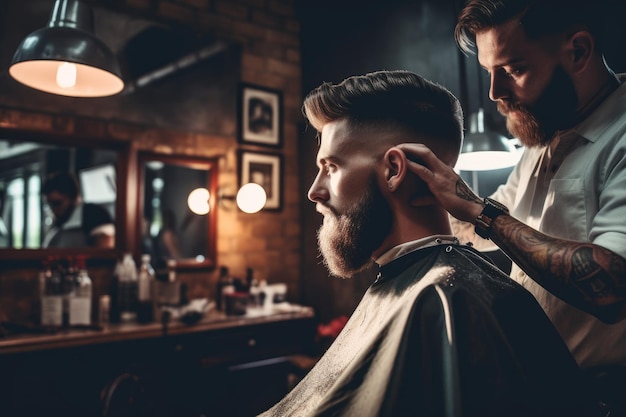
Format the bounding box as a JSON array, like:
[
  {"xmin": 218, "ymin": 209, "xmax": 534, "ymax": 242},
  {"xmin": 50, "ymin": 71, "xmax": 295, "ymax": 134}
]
[
  {"xmin": 499, "ymin": 65, "xmax": 578, "ymax": 148},
  {"xmin": 317, "ymin": 176, "xmax": 392, "ymax": 279}
]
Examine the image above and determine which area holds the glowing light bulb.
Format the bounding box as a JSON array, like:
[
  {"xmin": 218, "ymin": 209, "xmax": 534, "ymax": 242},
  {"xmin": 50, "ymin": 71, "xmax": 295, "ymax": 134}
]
[
  {"xmin": 187, "ymin": 188, "xmax": 211, "ymax": 215},
  {"xmin": 236, "ymin": 183, "xmax": 267, "ymax": 214},
  {"xmin": 56, "ymin": 62, "xmax": 77, "ymax": 88}
]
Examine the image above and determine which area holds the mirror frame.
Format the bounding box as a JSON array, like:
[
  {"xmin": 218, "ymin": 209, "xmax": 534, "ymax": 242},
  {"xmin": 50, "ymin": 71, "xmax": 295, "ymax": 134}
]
[
  {"xmin": 0, "ymin": 125, "xmax": 133, "ymax": 263},
  {"xmin": 136, "ymin": 151, "xmax": 218, "ymax": 270}
]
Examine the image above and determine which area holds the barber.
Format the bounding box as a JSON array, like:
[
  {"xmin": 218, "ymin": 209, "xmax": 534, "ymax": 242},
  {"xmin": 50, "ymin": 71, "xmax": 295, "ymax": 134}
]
[{"xmin": 399, "ymin": 0, "xmax": 626, "ymax": 378}]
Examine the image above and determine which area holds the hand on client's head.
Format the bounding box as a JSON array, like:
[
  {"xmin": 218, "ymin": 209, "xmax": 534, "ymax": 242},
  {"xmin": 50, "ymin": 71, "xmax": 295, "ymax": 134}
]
[{"xmin": 385, "ymin": 146, "xmax": 431, "ymax": 207}]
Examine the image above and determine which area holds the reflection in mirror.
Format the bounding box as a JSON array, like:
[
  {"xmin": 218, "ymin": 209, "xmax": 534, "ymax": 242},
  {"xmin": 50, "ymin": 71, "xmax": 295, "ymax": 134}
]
[
  {"xmin": 139, "ymin": 153, "xmax": 218, "ymax": 270},
  {"xmin": 0, "ymin": 140, "xmax": 117, "ymax": 249}
]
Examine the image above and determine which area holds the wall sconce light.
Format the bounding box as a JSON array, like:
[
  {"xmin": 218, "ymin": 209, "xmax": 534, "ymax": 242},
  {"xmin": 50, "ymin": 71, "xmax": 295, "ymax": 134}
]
[
  {"xmin": 188, "ymin": 183, "xmax": 267, "ymax": 215},
  {"xmin": 9, "ymin": 0, "xmax": 124, "ymax": 97},
  {"xmin": 187, "ymin": 188, "xmax": 211, "ymax": 215}
]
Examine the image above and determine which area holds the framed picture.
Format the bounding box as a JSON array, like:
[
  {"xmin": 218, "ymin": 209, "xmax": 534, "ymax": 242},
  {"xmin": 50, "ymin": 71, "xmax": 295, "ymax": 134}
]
[
  {"xmin": 239, "ymin": 150, "xmax": 283, "ymax": 211},
  {"xmin": 238, "ymin": 83, "xmax": 283, "ymax": 147}
]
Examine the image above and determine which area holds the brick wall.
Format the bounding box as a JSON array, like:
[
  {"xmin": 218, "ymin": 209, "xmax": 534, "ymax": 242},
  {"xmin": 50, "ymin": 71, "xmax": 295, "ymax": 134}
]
[{"xmin": 0, "ymin": 0, "xmax": 302, "ymax": 324}]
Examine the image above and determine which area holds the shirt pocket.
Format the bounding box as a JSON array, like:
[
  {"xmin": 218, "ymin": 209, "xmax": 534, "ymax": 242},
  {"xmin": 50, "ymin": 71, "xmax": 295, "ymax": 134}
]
[{"xmin": 540, "ymin": 178, "xmax": 587, "ymax": 241}]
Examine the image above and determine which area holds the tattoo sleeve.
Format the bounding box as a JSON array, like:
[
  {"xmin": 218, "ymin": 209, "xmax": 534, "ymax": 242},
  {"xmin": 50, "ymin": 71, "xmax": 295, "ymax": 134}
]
[
  {"xmin": 490, "ymin": 214, "xmax": 626, "ymax": 323},
  {"xmin": 455, "ymin": 179, "xmax": 482, "ymax": 204}
]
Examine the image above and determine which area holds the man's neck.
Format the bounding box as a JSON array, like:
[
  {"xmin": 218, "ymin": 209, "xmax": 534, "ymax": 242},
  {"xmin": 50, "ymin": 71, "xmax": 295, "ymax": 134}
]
[
  {"xmin": 373, "ymin": 207, "xmax": 453, "ymax": 259},
  {"xmin": 574, "ymin": 68, "xmax": 620, "ymax": 125}
]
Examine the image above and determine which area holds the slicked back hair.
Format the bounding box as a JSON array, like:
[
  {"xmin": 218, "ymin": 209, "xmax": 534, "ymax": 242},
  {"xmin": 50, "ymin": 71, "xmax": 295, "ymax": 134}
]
[
  {"xmin": 455, "ymin": 0, "xmax": 609, "ymax": 55},
  {"xmin": 302, "ymin": 70, "xmax": 463, "ymax": 165}
]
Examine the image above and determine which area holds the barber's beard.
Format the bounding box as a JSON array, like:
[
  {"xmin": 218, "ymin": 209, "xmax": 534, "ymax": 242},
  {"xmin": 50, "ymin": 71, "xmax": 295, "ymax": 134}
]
[
  {"xmin": 499, "ymin": 65, "xmax": 578, "ymax": 148},
  {"xmin": 317, "ymin": 177, "xmax": 392, "ymax": 279}
]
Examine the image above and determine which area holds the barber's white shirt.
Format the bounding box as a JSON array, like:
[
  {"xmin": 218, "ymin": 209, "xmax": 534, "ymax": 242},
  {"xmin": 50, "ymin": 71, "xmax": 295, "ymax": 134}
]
[{"xmin": 491, "ymin": 75, "xmax": 626, "ymax": 368}]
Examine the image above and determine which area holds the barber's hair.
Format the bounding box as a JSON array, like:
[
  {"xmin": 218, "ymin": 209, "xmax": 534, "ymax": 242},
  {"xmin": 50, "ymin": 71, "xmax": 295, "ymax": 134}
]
[
  {"xmin": 302, "ymin": 70, "xmax": 463, "ymax": 162},
  {"xmin": 42, "ymin": 172, "xmax": 80, "ymax": 200},
  {"xmin": 455, "ymin": 0, "xmax": 609, "ymax": 55}
]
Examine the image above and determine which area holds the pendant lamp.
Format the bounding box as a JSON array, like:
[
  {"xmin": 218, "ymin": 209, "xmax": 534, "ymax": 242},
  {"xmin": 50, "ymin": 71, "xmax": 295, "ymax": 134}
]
[
  {"xmin": 455, "ymin": 55, "xmax": 521, "ymax": 172},
  {"xmin": 9, "ymin": 0, "xmax": 124, "ymax": 97},
  {"xmin": 455, "ymin": 108, "xmax": 521, "ymax": 171}
]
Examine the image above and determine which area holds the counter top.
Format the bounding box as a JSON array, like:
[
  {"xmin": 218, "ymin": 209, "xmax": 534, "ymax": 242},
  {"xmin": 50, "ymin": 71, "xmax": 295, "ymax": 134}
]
[{"xmin": 0, "ymin": 304, "xmax": 315, "ymax": 355}]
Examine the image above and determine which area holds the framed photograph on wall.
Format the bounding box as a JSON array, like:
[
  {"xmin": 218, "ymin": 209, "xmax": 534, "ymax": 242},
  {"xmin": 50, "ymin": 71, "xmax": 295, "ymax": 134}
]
[
  {"xmin": 238, "ymin": 83, "xmax": 283, "ymax": 148},
  {"xmin": 239, "ymin": 150, "xmax": 283, "ymax": 211}
]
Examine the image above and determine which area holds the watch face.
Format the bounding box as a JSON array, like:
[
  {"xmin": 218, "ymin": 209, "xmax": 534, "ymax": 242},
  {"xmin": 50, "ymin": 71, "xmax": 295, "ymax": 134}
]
[{"xmin": 485, "ymin": 198, "xmax": 509, "ymax": 213}]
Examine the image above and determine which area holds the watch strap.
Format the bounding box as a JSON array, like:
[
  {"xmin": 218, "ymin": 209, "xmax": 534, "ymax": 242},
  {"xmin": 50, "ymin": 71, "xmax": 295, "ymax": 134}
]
[{"xmin": 475, "ymin": 198, "xmax": 509, "ymax": 239}]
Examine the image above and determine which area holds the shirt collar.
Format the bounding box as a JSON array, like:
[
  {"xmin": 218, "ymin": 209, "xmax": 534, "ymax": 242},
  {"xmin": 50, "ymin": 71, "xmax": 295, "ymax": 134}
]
[
  {"xmin": 375, "ymin": 235, "xmax": 459, "ymax": 267},
  {"xmin": 566, "ymin": 73, "xmax": 626, "ymax": 144}
]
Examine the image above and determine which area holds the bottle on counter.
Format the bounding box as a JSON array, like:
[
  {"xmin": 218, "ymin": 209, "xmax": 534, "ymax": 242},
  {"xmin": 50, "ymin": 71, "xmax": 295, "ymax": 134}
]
[
  {"xmin": 216, "ymin": 266, "xmax": 234, "ymax": 311},
  {"xmin": 69, "ymin": 257, "xmax": 92, "ymax": 326},
  {"xmin": 153, "ymin": 259, "xmax": 181, "ymax": 321},
  {"xmin": 137, "ymin": 254, "xmax": 155, "ymax": 323},
  {"xmin": 247, "ymin": 268, "xmax": 262, "ymax": 311},
  {"xmin": 61, "ymin": 256, "xmax": 77, "ymax": 327},
  {"xmin": 40, "ymin": 256, "xmax": 62, "ymax": 327},
  {"xmin": 110, "ymin": 258, "xmax": 122, "ymax": 323},
  {"xmin": 98, "ymin": 294, "xmax": 111, "ymax": 327},
  {"xmin": 112, "ymin": 253, "xmax": 138, "ymax": 323}
]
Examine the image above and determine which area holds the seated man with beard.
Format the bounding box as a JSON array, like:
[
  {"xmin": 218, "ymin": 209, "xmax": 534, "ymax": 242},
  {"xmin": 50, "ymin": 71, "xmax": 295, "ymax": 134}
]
[{"xmin": 259, "ymin": 70, "xmax": 592, "ymax": 417}]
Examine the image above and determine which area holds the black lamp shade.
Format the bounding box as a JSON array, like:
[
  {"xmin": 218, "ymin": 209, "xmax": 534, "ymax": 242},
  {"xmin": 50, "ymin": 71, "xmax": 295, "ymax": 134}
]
[{"xmin": 8, "ymin": 0, "xmax": 124, "ymax": 97}]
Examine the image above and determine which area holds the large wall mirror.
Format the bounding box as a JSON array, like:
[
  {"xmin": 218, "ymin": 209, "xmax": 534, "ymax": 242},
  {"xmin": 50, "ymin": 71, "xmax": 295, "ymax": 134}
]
[
  {"xmin": 0, "ymin": 2, "xmax": 237, "ymax": 263},
  {"xmin": 137, "ymin": 152, "xmax": 218, "ymax": 271},
  {"xmin": 0, "ymin": 131, "xmax": 130, "ymax": 260}
]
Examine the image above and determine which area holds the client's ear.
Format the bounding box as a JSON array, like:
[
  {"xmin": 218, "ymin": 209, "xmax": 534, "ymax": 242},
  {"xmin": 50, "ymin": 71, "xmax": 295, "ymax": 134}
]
[
  {"xmin": 385, "ymin": 146, "xmax": 432, "ymax": 206},
  {"xmin": 384, "ymin": 147, "xmax": 407, "ymax": 192}
]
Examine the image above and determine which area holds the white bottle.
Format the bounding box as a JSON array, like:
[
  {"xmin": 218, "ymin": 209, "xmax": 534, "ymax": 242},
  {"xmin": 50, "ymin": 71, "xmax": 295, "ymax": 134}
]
[
  {"xmin": 40, "ymin": 259, "xmax": 63, "ymax": 327},
  {"xmin": 138, "ymin": 254, "xmax": 155, "ymax": 302},
  {"xmin": 69, "ymin": 268, "xmax": 92, "ymax": 326}
]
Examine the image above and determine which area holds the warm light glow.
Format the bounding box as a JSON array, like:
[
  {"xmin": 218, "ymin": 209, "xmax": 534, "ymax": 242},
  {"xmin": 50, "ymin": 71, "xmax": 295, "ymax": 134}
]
[
  {"xmin": 187, "ymin": 188, "xmax": 211, "ymax": 215},
  {"xmin": 236, "ymin": 183, "xmax": 266, "ymax": 214},
  {"xmin": 56, "ymin": 62, "xmax": 76, "ymax": 88},
  {"xmin": 455, "ymin": 149, "xmax": 523, "ymax": 171},
  {"xmin": 9, "ymin": 60, "xmax": 124, "ymax": 97}
]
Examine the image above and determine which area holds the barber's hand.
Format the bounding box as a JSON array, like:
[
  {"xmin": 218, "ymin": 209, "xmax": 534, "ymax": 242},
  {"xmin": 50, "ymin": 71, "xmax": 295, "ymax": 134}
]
[{"xmin": 396, "ymin": 143, "xmax": 484, "ymax": 224}]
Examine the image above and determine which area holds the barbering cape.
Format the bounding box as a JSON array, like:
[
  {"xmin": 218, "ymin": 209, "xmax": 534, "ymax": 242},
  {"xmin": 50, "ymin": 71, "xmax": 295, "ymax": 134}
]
[{"xmin": 260, "ymin": 244, "xmax": 592, "ymax": 417}]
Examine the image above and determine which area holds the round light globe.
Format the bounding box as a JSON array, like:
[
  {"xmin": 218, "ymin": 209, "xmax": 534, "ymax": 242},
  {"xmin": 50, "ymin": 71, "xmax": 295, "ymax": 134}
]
[
  {"xmin": 187, "ymin": 187, "xmax": 211, "ymax": 215},
  {"xmin": 236, "ymin": 183, "xmax": 267, "ymax": 213}
]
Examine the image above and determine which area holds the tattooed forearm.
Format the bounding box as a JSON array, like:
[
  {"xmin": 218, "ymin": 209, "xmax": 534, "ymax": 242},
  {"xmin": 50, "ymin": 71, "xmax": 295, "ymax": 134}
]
[
  {"xmin": 488, "ymin": 214, "xmax": 626, "ymax": 322},
  {"xmin": 455, "ymin": 179, "xmax": 482, "ymax": 203}
]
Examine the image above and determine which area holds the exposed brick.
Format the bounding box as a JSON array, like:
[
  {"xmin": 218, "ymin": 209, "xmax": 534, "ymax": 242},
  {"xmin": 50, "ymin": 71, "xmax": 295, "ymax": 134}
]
[
  {"xmin": 215, "ymin": 0, "xmax": 249, "ymax": 20},
  {"xmin": 251, "ymin": 10, "xmax": 281, "ymax": 27},
  {"xmin": 267, "ymin": 57, "xmax": 299, "ymax": 77},
  {"xmin": 231, "ymin": 20, "xmax": 266, "ymax": 39},
  {"xmin": 1, "ymin": 0, "xmax": 303, "ymax": 327},
  {"xmin": 268, "ymin": 0, "xmax": 294, "ymax": 17},
  {"xmin": 265, "ymin": 27, "xmax": 299, "ymax": 47},
  {"xmin": 239, "ymin": 0, "xmax": 267, "ymax": 9},
  {"xmin": 250, "ymin": 40, "xmax": 285, "ymax": 60},
  {"xmin": 196, "ymin": 12, "xmax": 235, "ymax": 34},
  {"xmin": 285, "ymin": 47, "xmax": 300, "ymax": 64},
  {"xmin": 241, "ymin": 52, "xmax": 266, "ymax": 71},
  {"xmin": 179, "ymin": 0, "xmax": 211, "ymax": 9}
]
